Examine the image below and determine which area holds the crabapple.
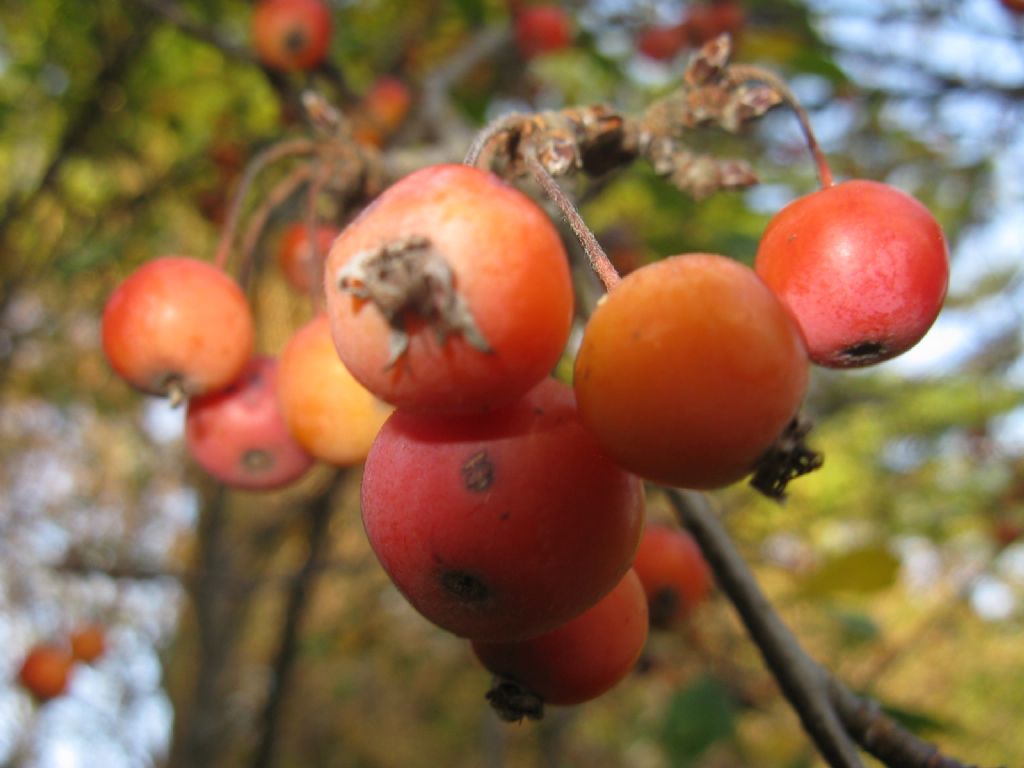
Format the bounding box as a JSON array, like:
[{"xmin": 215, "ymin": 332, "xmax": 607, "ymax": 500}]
[
  {"xmin": 632, "ymin": 524, "xmax": 712, "ymax": 628},
  {"xmin": 1001, "ymin": 0, "xmax": 1024, "ymax": 13},
  {"xmin": 69, "ymin": 624, "xmax": 106, "ymax": 664},
  {"xmin": 361, "ymin": 377, "xmax": 645, "ymax": 642},
  {"xmin": 251, "ymin": 0, "xmax": 332, "ymax": 72},
  {"xmin": 514, "ymin": 5, "xmax": 573, "ymax": 58},
  {"xmin": 102, "ymin": 257, "xmax": 254, "ymax": 402},
  {"xmin": 684, "ymin": 2, "xmax": 745, "ymax": 47},
  {"xmin": 185, "ymin": 356, "xmax": 315, "ymax": 490},
  {"xmin": 636, "ymin": 24, "xmax": 687, "ymax": 62},
  {"xmin": 472, "ymin": 569, "xmax": 648, "ymax": 714},
  {"xmin": 754, "ymin": 180, "xmax": 949, "ymax": 368},
  {"xmin": 574, "ymin": 253, "xmax": 808, "ymax": 490},
  {"xmin": 18, "ymin": 644, "xmax": 74, "ymax": 702},
  {"xmin": 277, "ymin": 222, "xmax": 339, "ymax": 293},
  {"xmin": 325, "ymin": 163, "xmax": 573, "ymax": 413},
  {"xmin": 353, "ymin": 77, "xmax": 413, "ymax": 147},
  {"xmin": 277, "ymin": 315, "xmax": 392, "ymax": 466}
]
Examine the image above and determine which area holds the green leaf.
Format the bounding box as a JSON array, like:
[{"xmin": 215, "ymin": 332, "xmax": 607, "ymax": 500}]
[
  {"xmin": 660, "ymin": 676, "xmax": 737, "ymax": 765},
  {"xmin": 877, "ymin": 702, "xmax": 955, "ymax": 736},
  {"xmin": 798, "ymin": 546, "xmax": 900, "ymax": 596}
]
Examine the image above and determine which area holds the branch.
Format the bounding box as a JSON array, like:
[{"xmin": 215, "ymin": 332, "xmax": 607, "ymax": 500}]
[
  {"xmin": 665, "ymin": 489, "xmax": 863, "ymax": 768},
  {"xmin": 250, "ymin": 470, "xmax": 345, "ymax": 768},
  {"xmin": 664, "ymin": 488, "xmax": 982, "ymax": 768}
]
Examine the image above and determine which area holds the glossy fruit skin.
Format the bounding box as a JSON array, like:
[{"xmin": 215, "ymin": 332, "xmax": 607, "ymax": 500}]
[
  {"xmin": 574, "ymin": 253, "xmax": 808, "ymax": 490},
  {"xmin": 632, "ymin": 524, "xmax": 712, "ymax": 628},
  {"xmin": 514, "ymin": 5, "xmax": 572, "ymax": 58},
  {"xmin": 18, "ymin": 644, "xmax": 74, "ymax": 702},
  {"xmin": 277, "ymin": 315, "xmax": 392, "ymax": 465},
  {"xmin": 186, "ymin": 356, "xmax": 315, "ymax": 490},
  {"xmin": 251, "ymin": 0, "xmax": 332, "ymax": 72},
  {"xmin": 754, "ymin": 180, "xmax": 949, "ymax": 368},
  {"xmin": 325, "ymin": 164, "xmax": 573, "ymax": 413},
  {"xmin": 69, "ymin": 625, "xmax": 106, "ymax": 664},
  {"xmin": 278, "ymin": 223, "xmax": 339, "ymax": 293},
  {"xmin": 102, "ymin": 257, "xmax": 254, "ymax": 399},
  {"xmin": 361, "ymin": 378, "xmax": 645, "ymax": 642},
  {"xmin": 472, "ymin": 569, "xmax": 648, "ymax": 706},
  {"xmin": 636, "ymin": 24, "xmax": 686, "ymax": 61}
]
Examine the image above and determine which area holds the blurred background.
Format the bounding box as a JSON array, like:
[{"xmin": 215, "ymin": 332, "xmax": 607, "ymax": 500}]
[{"xmin": 2, "ymin": 0, "xmax": 1024, "ymax": 766}]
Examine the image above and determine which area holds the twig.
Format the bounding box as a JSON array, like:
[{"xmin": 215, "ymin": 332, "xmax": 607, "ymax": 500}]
[
  {"xmin": 665, "ymin": 488, "xmax": 863, "ymax": 768},
  {"xmin": 213, "ymin": 139, "xmax": 318, "ymax": 272},
  {"xmin": 250, "ymin": 471, "xmax": 345, "ymax": 768},
  {"xmin": 237, "ymin": 164, "xmax": 314, "ymax": 290},
  {"xmin": 522, "ymin": 148, "xmax": 621, "ymax": 292},
  {"xmin": 664, "ymin": 488, "xmax": 982, "ymax": 768},
  {"xmin": 131, "ymin": 0, "xmax": 254, "ymax": 62},
  {"xmin": 727, "ymin": 63, "xmax": 834, "ymax": 188}
]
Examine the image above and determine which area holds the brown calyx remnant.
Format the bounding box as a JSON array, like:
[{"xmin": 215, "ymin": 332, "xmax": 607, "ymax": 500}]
[
  {"xmin": 750, "ymin": 416, "xmax": 823, "ymax": 502},
  {"xmin": 485, "ymin": 676, "xmax": 544, "ymax": 722},
  {"xmin": 334, "ymin": 235, "xmax": 491, "ymax": 367}
]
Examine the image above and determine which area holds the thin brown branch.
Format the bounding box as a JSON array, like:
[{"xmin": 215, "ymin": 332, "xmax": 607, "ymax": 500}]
[
  {"xmin": 664, "ymin": 488, "xmax": 863, "ymax": 768},
  {"xmin": 727, "ymin": 62, "xmax": 834, "ymax": 187},
  {"xmin": 523, "ymin": 149, "xmax": 621, "ymax": 293},
  {"xmin": 237, "ymin": 164, "xmax": 314, "ymax": 290},
  {"xmin": 664, "ymin": 488, "xmax": 984, "ymax": 768},
  {"xmin": 214, "ymin": 139, "xmax": 318, "ymax": 272},
  {"xmin": 250, "ymin": 471, "xmax": 345, "ymax": 768}
]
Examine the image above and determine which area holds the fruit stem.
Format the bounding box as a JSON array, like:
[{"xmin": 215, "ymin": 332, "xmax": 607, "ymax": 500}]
[
  {"xmin": 303, "ymin": 164, "xmax": 333, "ymax": 313},
  {"xmin": 464, "ymin": 113, "xmax": 526, "ymax": 168},
  {"xmin": 214, "ymin": 139, "xmax": 318, "ymax": 272},
  {"xmin": 726, "ymin": 64, "xmax": 834, "ymax": 189},
  {"xmin": 523, "ymin": 147, "xmax": 622, "ymax": 292},
  {"xmin": 237, "ymin": 164, "xmax": 313, "ymax": 290}
]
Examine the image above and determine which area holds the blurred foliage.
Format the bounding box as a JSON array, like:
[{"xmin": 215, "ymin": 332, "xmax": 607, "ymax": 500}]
[{"xmin": 2, "ymin": 0, "xmax": 1024, "ymax": 767}]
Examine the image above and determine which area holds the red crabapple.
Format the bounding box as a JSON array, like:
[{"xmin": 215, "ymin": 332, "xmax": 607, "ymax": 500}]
[
  {"xmin": 277, "ymin": 222, "xmax": 339, "ymax": 293},
  {"xmin": 472, "ymin": 569, "xmax": 648, "ymax": 716},
  {"xmin": 632, "ymin": 524, "xmax": 712, "ymax": 628},
  {"xmin": 754, "ymin": 180, "xmax": 949, "ymax": 368},
  {"xmin": 361, "ymin": 377, "xmax": 645, "ymax": 642},
  {"xmin": 102, "ymin": 257, "xmax": 254, "ymax": 402},
  {"xmin": 325, "ymin": 163, "xmax": 573, "ymax": 413},
  {"xmin": 185, "ymin": 356, "xmax": 315, "ymax": 490},
  {"xmin": 251, "ymin": 0, "xmax": 332, "ymax": 72},
  {"xmin": 514, "ymin": 5, "xmax": 573, "ymax": 58}
]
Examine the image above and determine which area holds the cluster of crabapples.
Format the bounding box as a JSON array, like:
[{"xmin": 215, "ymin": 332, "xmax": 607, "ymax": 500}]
[
  {"xmin": 101, "ymin": 144, "xmax": 948, "ymax": 715},
  {"xmin": 17, "ymin": 625, "xmax": 107, "ymax": 704}
]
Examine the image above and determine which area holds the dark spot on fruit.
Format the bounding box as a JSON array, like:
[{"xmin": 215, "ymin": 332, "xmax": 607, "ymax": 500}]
[
  {"xmin": 839, "ymin": 340, "xmax": 887, "ymax": 363},
  {"xmin": 649, "ymin": 586, "xmax": 682, "ymax": 629},
  {"xmin": 284, "ymin": 27, "xmax": 309, "ymax": 54},
  {"xmin": 242, "ymin": 449, "xmax": 274, "ymax": 472},
  {"xmin": 441, "ymin": 570, "xmax": 492, "ymax": 604},
  {"xmin": 462, "ymin": 450, "xmax": 495, "ymax": 492},
  {"xmin": 499, "ymin": 510, "xmax": 510, "ymax": 521}
]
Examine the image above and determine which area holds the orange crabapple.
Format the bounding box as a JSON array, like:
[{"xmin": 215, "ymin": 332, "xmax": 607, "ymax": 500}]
[
  {"xmin": 277, "ymin": 314, "xmax": 393, "ymax": 466},
  {"xmin": 277, "ymin": 222, "xmax": 340, "ymax": 294},
  {"xmin": 574, "ymin": 253, "xmax": 809, "ymax": 490},
  {"xmin": 101, "ymin": 257, "xmax": 254, "ymax": 403},
  {"xmin": 18, "ymin": 644, "xmax": 74, "ymax": 703}
]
